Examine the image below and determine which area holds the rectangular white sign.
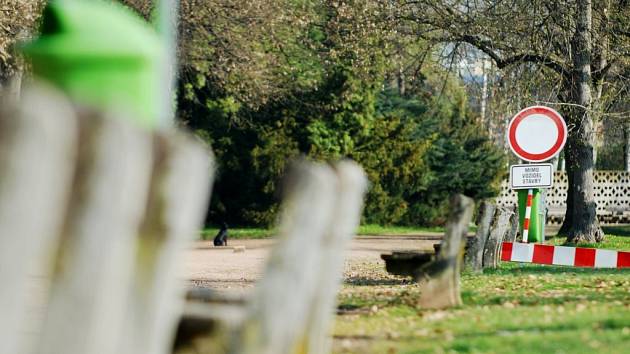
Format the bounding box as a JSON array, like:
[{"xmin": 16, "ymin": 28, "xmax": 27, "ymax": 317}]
[{"xmin": 510, "ymin": 163, "xmax": 553, "ymax": 189}]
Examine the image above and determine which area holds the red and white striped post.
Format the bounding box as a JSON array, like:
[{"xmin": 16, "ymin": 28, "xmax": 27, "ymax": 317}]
[{"xmin": 522, "ymin": 188, "xmax": 534, "ymax": 243}]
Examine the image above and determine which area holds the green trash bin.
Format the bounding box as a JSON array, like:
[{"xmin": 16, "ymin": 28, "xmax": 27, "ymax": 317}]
[
  {"xmin": 21, "ymin": 0, "xmax": 162, "ymax": 128},
  {"xmin": 517, "ymin": 189, "xmax": 544, "ymax": 243}
]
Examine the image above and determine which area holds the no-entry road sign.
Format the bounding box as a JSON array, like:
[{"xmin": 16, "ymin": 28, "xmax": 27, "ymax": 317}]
[
  {"xmin": 507, "ymin": 106, "xmax": 567, "ymax": 162},
  {"xmin": 510, "ymin": 163, "xmax": 553, "ymax": 189}
]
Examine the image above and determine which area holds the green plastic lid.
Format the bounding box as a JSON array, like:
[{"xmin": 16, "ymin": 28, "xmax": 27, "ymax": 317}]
[{"xmin": 22, "ymin": 0, "xmax": 163, "ymax": 128}]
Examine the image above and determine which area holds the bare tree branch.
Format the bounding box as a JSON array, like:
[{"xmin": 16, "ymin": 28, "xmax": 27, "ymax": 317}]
[{"xmin": 459, "ymin": 34, "xmax": 570, "ymax": 77}]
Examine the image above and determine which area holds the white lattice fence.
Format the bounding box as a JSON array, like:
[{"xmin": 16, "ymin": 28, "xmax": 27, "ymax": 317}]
[{"xmin": 496, "ymin": 171, "xmax": 630, "ymax": 225}]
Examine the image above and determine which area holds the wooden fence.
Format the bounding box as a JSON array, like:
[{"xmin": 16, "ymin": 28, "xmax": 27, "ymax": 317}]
[
  {"xmin": 0, "ymin": 83, "xmax": 369, "ymax": 354},
  {"xmin": 0, "ymin": 83, "xmax": 213, "ymax": 354},
  {"xmin": 2, "ymin": 83, "xmax": 503, "ymax": 354}
]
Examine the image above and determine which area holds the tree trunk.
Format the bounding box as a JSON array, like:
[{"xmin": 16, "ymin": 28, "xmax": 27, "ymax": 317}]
[
  {"xmin": 465, "ymin": 201, "xmax": 495, "ymax": 273},
  {"xmin": 555, "ymin": 152, "xmax": 564, "ymax": 171},
  {"xmin": 558, "ymin": 137, "xmax": 574, "ymax": 235},
  {"xmin": 481, "ymin": 58, "xmax": 488, "ymax": 125},
  {"xmin": 482, "ymin": 206, "xmax": 513, "ymax": 269},
  {"xmin": 398, "ymin": 64, "xmax": 406, "ymax": 96},
  {"xmin": 504, "ymin": 205, "xmax": 519, "ymax": 243},
  {"xmin": 624, "ymin": 124, "xmax": 630, "ymax": 172},
  {"xmin": 591, "ymin": 0, "xmax": 609, "ymax": 171},
  {"xmin": 559, "ymin": 0, "xmax": 604, "ymax": 243}
]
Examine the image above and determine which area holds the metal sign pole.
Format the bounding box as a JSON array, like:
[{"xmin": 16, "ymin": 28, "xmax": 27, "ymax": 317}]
[
  {"xmin": 522, "ymin": 188, "xmax": 533, "ymax": 243},
  {"xmin": 540, "ymin": 188, "xmax": 547, "ymax": 243}
]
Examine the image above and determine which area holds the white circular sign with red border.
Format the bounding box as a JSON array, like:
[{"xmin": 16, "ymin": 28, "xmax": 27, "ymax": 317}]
[{"xmin": 507, "ymin": 106, "xmax": 567, "ymax": 162}]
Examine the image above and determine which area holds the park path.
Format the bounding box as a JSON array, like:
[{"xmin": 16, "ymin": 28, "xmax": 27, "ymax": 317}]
[{"xmin": 184, "ymin": 235, "xmax": 439, "ymax": 293}]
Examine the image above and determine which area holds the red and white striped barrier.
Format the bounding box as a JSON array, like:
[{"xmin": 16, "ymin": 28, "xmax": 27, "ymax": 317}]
[{"xmin": 501, "ymin": 242, "xmax": 630, "ymax": 268}]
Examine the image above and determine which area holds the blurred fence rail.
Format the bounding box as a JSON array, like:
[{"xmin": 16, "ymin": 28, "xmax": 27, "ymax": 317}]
[{"xmin": 0, "ymin": 83, "xmax": 368, "ymax": 354}]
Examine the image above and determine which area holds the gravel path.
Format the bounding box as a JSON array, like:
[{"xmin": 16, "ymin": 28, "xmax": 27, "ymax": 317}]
[{"xmin": 184, "ymin": 235, "xmax": 440, "ymax": 294}]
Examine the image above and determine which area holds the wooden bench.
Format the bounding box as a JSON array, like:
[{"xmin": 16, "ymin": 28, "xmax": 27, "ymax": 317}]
[
  {"xmin": 381, "ymin": 200, "xmax": 516, "ymax": 309},
  {"xmin": 381, "ymin": 195, "xmax": 475, "ymax": 309}
]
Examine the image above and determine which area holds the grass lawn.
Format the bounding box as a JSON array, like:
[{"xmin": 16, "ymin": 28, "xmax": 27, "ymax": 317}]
[
  {"xmin": 357, "ymin": 224, "xmax": 446, "ymax": 235},
  {"xmin": 333, "ymin": 231, "xmax": 630, "ymax": 354},
  {"xmin": 200, "ymin": 224, "xmax": 448, "ymax": 240},
  {"xmin": 200, "ymin": 227, "xmax": 274, "ymax": 240}
]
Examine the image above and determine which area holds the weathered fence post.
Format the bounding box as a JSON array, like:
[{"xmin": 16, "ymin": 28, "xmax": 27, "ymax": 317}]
[
  {"xmin": 172, "ymin": 160, "xmax": 367, "ymax": 354},
  {"xmin": 36, "ymin": 110, "xmax": 154, "ymax": 354},
  {"xmin": 0, "ymin": 82, "xmax": 215, "ymax": 354},
  {"xmin": 0, "ymin": 85, "xmax": 78, "ymax": 354},
  {"xmin": 483, "ymin": 206, "xmax": 514, "ymax": 269},
  {"xmin": 120, "ymin": 132, "xmax": 214, "ymax": 354},
  {"xmin": 504, "ymin": 205, "xmax": 520, "ymax": 242},
  {"xmin": 302, "ymin": 160, "xmax": 367, "ymax": 354},
  {"xmin": 465, "ymin": 201, "xmax": 496, "ymax": 272},
  {"xmin": 417, "ymin": 194, "xmax": 474, "ymax": 309},
  {"xmin": 232, "ymin": 161, "xmax": 339, "ymax": 354}
]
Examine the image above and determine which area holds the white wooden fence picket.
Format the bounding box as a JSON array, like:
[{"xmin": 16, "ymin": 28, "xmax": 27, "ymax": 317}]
[
  {"xmin": 120, "ymin": 132, "xmax": 214, "ymax": 354},
  {"xmin": 173, "ymin": 160, "xmax": 368, "ymax": 354},
  {"xmin": 0, "ymin": 84, "xmax": 214, "ymax": 354},
  {"xmin": 0, "ymin": 85, "xmax": 78, "ymax": 354},
  {"xmin": 36, "ymin": 107, "xmax": 154, "ymax": 354},
  {"xmin": 233, "ymin": 161, "xmax": 341, "ymax": 354},
  {"xmin": 302, "ymin": 160, "xmax": 367, "ymax": 354}
]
